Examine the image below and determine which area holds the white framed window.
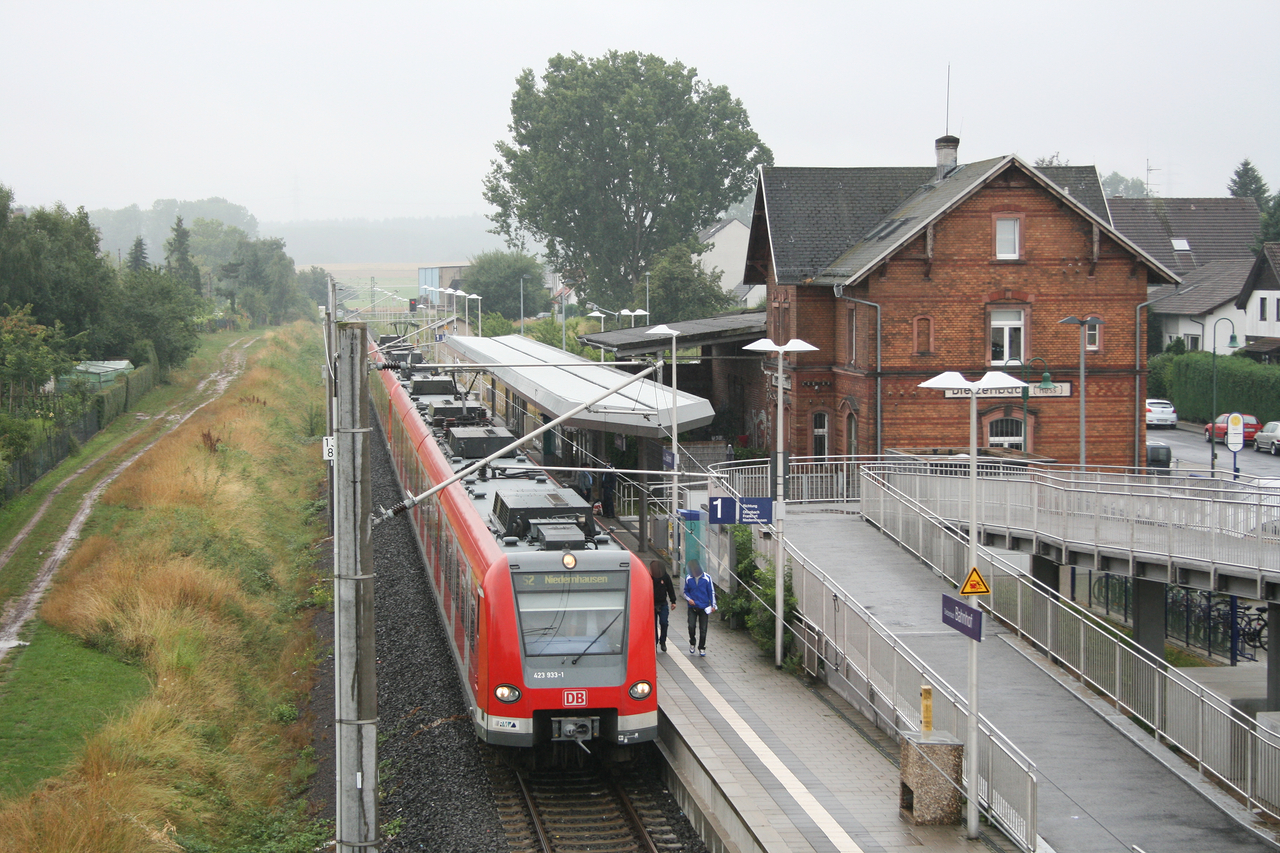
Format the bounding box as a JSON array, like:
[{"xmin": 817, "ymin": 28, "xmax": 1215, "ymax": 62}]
[
  {"xmin": 995, "ymin": 217, "xmax": 1021, "ymax": 259},
  {"xmin": 1186, "ymin": 334, "xmax": 1201, "ymax": 351},
  {"xmin": 990, "ymin": 309, "xmax": 1024, "ymax": 364},
  {"xmin": 988, "ymin": 417, "xmax": 1024, "ymax": 450},
  {"xmin": 1085, "ymin": 317, "xmax": 1101, "ymax": 351},
  {"xmin": 1262, "ymin": 298, "xmax": 1269, "ymax": 322},
  {"xmin": 812, "ymin": 412, "xmax": 828, "ymax": 458}
]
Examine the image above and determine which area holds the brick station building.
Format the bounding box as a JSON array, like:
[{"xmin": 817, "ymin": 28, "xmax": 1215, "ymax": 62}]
[{"xmin": 742, "ymin": 137, "xmax": 1180, "ymax": 468}]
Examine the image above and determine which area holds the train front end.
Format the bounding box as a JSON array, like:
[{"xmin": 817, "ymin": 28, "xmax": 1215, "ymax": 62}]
[{"xmin": 477, "ymin": 548, "xmax": 657, "ymax": 750}]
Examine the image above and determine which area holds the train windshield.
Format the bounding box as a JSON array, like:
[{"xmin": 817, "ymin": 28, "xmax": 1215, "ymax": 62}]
[{"xmin": 513, "ymin": 571, "xmax": 629, "ymax": 658}]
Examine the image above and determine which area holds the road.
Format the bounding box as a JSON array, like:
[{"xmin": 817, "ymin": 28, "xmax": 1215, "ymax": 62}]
[{"xmin": 1149, "ymin": 422, "xmax": 1280, "ymax": 481}]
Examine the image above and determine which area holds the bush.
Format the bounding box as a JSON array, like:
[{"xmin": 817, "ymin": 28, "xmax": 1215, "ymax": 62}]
[{"xmin": 0, "ymin": 413, "xmax": 35, "ymax": 459}]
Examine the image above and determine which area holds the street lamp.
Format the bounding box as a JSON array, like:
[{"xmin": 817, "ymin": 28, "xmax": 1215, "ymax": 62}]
[
  {"xmin": 520, "ymin": 274, "xmax": 528, "ymax": 335},
  {"xmin": 1209, "ymin": 317, "xmax": 1241, "ymax": 474},
  {"xmin": 628, "ymin": 308, "xmax": 649, "ymax": 328},
  {"xmin": 743, "ymin": 337, "xmax": 819, "ymax": 668},
  {"xmin": 467, "ymin": 293, "xmax": 482, "ymax": 336},
  {"xmin": 918, "ymin": 369, "xmax": 1026, "ymax": 840},
  {"xmin": 647, "ymin": 324, "xmax": 682, "ymax": 588},
  {"xmin": 645, "ymin": 273, "xmax": 650, "ymax": 315},
  {"xmin": 1007, "ymin": 358, "xmax": 1056, "ymax": 453},
  {"xmin": 1059, "ymin": 316, "xmax": 1104, "ymax": 467}
]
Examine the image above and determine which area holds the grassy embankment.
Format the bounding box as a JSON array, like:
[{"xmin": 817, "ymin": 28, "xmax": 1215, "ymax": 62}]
[{"xmin": 0, "ymin": 322, "xmax": 332, "ymax": 851}]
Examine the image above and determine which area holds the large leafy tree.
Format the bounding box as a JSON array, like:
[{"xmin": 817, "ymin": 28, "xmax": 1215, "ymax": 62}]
[
  {"xmin": 113, "ymin": 268, "xmax": 203, "ymax": 369},
  {"xmin": 484, "ymin": 51, "xmax": 772, "ymax": 310},
  {"xmin": 463, "ymin": 250, "xmax": 548, "ymax": 321},
  {"xmin": 1227, "ymin": 158, "xmax": 1270, "ymax": 206}
]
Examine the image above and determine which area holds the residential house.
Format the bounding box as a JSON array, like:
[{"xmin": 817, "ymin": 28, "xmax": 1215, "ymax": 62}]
[
  {"xmin": 740, "ymin": 136, "xmax": 1179, "ymax": 468},
  {"xmin": 1234, "ymin": 244, "xmax": 1280, "ymax": 362},
  {"xmin": 1108, "ymin": 197, "xmax": 1261, "ymax": 354},
  {"xmin": 695, "ymin": 218, "xmax": 757, "ymax": 305}
]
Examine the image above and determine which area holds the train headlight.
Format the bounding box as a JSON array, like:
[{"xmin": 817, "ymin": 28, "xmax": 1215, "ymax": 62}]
[
  {"xmin": 628, "ymin": 681, "xmax": 652, "ymax": 700},
  {"xmin": 561, "ymin": 552, "xmax": 577, "ymax": 569},
  {"xmin": 494, "ymin": 684, "xmax": 521, "ymax": 703}
]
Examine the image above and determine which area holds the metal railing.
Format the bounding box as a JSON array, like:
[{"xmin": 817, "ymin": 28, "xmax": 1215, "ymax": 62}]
[
  {"xmin": 860, "ymin": 466, "xmax": 1280, "ymax": 823},
  {"xmin": 709, "ymin": 457, "xmax": 1039, "ymax": 851},
  {"xmin": 869, "ymin": 461, "xmax": 1280, "ymax": 586}
]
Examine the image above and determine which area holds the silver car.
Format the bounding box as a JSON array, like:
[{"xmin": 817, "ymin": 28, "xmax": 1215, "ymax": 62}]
[
  {"xmin": 1145, "ymin": 398, "xmax": 1178, "ymax": 429},
  {"xmin": 1254, "ymin": 421, "xmax": 1280, "ymax": 455}
]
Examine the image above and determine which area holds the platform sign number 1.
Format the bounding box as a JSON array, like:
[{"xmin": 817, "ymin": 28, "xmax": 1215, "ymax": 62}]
[{"xmin": 709, "ymin": 497, "xmax": 736, "ymax": 524}]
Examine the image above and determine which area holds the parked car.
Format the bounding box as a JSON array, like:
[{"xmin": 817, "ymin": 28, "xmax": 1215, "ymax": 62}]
[
  {"xmin": 1204, "ymin": 413, "xmax": 1261, "ymax": 444},
  {"xmin": 1255, "ymin": 421, "xmax": 1280, "ymax": 455},
  {"xmin": 1145, "ymin": 399, "xmax": 1178, "ymax": 429}
]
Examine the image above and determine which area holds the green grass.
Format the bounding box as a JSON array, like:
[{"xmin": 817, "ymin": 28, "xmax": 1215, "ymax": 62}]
[{"xmin": 0, "ymin": 620, "xmax": 149, "ymax": 799}]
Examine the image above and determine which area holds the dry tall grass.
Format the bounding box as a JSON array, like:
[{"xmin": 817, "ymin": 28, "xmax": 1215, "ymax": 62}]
[{"xmin": 0, "ymin": 322, "xmax": 327, "ymax": 849}]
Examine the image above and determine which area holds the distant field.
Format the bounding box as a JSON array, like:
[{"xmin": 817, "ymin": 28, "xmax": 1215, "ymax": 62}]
[{"xmin": 313, "ymin": 262, "xmax": 434, "ymax": 298}]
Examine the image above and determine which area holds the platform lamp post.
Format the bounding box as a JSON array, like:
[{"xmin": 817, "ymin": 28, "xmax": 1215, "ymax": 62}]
[
  {"xmin": 628, "ymin": 308, "xmax": 649, "ymax": 328},
  {"xmin": 519, "ymin": 274, "xmax": 527, "ymax": 335},
  {"xmin": 918, "ymin": 369, "xmax": 1026, "ymax": 841},
  {"xmin": 1058, "ymin": 316, "xmax": 1103, "ymax": 468},
  {"xmin": 743, "ymin": 337, "xmax": 819, "ymax": 668},
  {"xmin": 468, "ymin": 294, "xmax": 482, "ymax": 337},
  {"xmin": 1008, "ymin": 358, "xmax": 1056, "ymax": 453},
  {"xmin": 647, "ymin": 325, "xmax": 682, "ymax": 587},
  {"xmin": 1209, "ymin": 317, "xmax": 1241, "ymax": 474}
]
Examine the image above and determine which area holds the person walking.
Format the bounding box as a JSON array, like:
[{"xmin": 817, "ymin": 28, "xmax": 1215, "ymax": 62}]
[
  {"xmin": 576, "ymin": 468, "xmax": 593, "ymax": 503},
  {"xmin": 650, "ymin": 560, "xmax": 677, "ymax": 652},
  {"xmin": 684, "ymin": 560, "xmax": 716, "ymax": 657},
  {"xmin": 600, "ymin": 463, "xmax": 617, "ymax": 518}
]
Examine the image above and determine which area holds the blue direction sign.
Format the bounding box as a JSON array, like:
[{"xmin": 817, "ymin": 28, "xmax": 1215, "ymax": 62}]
[
  {"xmin": 738, "ymin": 497, "xmax": 773, "ymax": 524},
  {"xmin": 707, "ymin": 496, "xmax": 774, "ymax": 525},
  {"xmin": 942, "ymin": 595, "xmax": 983, "ymax": 642},
  {"xmin": 663, "ymin": 448, "xmax": 676, "ymax": 470}
]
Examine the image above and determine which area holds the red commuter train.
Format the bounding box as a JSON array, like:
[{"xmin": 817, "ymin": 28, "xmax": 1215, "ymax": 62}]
[{"xmin": 369, "ymin": 343, "xmax": 658, "ymax": 751}]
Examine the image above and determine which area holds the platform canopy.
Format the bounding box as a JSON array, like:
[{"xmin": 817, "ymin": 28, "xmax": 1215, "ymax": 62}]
[{"xmin": 442, "ymin": 334, "xmax": 714, "ymax": 439}]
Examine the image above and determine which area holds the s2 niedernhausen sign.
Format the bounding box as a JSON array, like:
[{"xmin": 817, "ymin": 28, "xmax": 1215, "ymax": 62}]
[{"xmin": 942, "ymin": 595, "xmax": 983, "ymax": 641}]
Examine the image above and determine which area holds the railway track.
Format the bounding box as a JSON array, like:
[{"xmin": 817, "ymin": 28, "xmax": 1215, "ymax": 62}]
[{"xmin": 488, "ymin": 751, "xmax": 683, "ymax": 853}]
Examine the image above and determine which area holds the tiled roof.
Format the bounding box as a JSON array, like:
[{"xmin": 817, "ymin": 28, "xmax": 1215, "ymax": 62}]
[
  {"xmin": 758, "ymin": 158, "xmax": 1134, "ymax": 289},
  {"xmin": 580, "ymin": 311, "xmax": 767, "ymax": 356},
  {"xmin": 758, "ymin": 165, "xmax": 935, "ymax": 285},
  {"xmin": 1234, "ymin": 242, "xmax": 1280, "ymax": 309},
  {"xmin": 1108, "ymin": 197, "xmax": 1261, "ymax": 274},
  {"xmin": 1147, "ymin": 259, "xmax": 1255, "ymax": 315}
]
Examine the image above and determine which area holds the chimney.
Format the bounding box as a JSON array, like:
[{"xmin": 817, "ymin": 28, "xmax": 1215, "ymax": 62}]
[{"xmin": 935, "ymin": 135, "xmax": 960, "ymax": 181}]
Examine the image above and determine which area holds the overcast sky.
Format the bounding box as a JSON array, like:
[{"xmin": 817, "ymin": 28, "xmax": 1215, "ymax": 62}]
[{"xmin": 4, "ymin": 0, "xmax": 1277, "ymax": 224}]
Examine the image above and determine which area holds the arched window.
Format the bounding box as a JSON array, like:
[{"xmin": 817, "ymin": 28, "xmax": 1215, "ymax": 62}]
[
  {"xmin": 988, "ymin": 417, "xmax": 1024, "ymax": 450},
  {"xmin": 913, "ymin": 315, "xmax": 934, "ymax": 354},
  {"xmin": 845, "ymin": 413, "xmax": 858, "ymax": 456}
]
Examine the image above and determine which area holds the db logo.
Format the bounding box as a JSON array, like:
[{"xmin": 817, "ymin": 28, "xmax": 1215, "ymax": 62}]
[{"xmin": 564, "ymin": 690, "xmax": 587, "ymax": 707}]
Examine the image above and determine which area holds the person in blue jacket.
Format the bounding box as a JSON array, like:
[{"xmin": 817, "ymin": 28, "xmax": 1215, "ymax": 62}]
[{"xmin": 684, "ymin": 560, "xmax": 716, "ymax": 657}]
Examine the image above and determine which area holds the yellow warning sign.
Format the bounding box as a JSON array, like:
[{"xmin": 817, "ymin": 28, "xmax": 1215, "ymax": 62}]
[{"xmin": 961, "ymin": 567, "xmax": 991, "ymax": 596}]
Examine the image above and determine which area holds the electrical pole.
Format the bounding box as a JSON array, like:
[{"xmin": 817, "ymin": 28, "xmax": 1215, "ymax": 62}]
[{"xmin": 334, "ymin": 323, "xmax": 379, "ymax": 852}]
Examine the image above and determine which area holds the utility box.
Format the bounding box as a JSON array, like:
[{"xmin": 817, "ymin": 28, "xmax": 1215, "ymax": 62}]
[{"xmin": 900, "ymin": 731, "xmax": 964, "ymax": 825}]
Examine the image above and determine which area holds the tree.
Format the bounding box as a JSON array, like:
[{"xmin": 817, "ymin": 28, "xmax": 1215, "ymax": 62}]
[
  {"xmin": 1227, "ymin": 158, "xmax": 1270, "ymax": 206},
  {"xmin": 297, "ymin": 266, "xmax": 331, "ymax": 308},
  {"xmin": 1259, "ymin": 193, "xmax": 1280, "ymax": 246},
  {"xmin": 484, "ymin": 51, "xmax": 772, "ymax": 311},
  {"xmin": 1035, "ymin": 153, "xmax": 1070, "ymax": 167},
  {"xmin": 1101, "ymin": 171, "xmax": 1148, "ymax": 198},
  {"xmin": 113, "ymin": 268, "xmax": 203, "ymax": 370},
  {"xmin": 0, "ymin": 304, "xmax": 83, "ymax": 411},
  {"xmin": 645, "ymin": 240, "xmax": 735, "ymax": 324},
  {"xmin": 126, "ymin": 236, "xmax": 149, "ymax": 272},
  {"xmin": 164, "ymin": 216, "xmax": 203, "ymax": 292},
  {"xmin": 463, "ymin": 250, "xmax": 548, "ymax": 321}
]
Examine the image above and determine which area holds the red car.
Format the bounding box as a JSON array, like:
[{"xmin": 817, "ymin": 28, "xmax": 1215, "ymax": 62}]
[{"xmin": 1204, "ymin": 413, "xmax": 1261, "ymax": 444}]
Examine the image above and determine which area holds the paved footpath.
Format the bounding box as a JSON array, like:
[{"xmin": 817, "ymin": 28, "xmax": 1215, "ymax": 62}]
[{"xmin": 786, "ymin": 506, "xmax": 1277, "ymax": 853}]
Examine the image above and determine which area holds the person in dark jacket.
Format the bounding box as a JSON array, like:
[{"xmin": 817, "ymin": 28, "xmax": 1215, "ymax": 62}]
[
  {"xmin": 650, "ymin": 560, "xmax": 677, "ymax": 652},
  {"xmin": 600, "ymin": 464, "xmax": 617, "ymax": 518},
  {"xmin": 684, "ymin": 560, "xmax": 716, "ymax": 656}
]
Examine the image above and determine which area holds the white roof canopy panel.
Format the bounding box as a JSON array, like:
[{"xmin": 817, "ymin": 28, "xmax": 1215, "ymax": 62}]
[{"xmin": 442, "ymin": 335, "xmax": 714, "ymax": 439}]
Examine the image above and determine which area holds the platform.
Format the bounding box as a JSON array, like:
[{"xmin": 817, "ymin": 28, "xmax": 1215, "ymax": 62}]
[{"xmin": 653, "ymin": 611, "xmax": 1015, "ymax": 853}]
